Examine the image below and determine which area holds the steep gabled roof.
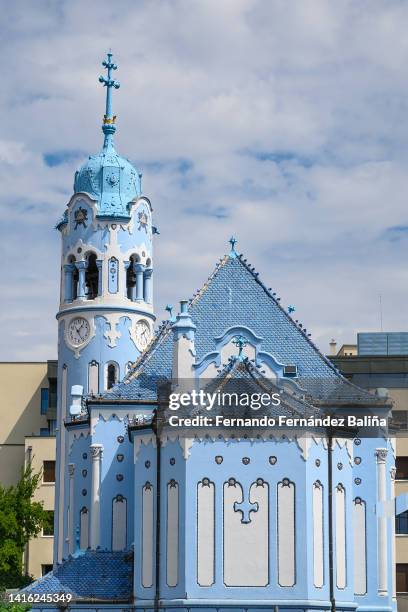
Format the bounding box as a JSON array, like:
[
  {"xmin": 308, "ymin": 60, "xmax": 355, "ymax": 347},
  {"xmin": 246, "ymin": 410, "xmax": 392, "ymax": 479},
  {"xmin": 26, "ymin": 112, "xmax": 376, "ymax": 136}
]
[
  {"xmin": 188, "ymin": 356, "xmax": 321, "ymax": 419},
  {"xmin": 101, "ymin": 251, "xmax": 383, "ymax": 405}
]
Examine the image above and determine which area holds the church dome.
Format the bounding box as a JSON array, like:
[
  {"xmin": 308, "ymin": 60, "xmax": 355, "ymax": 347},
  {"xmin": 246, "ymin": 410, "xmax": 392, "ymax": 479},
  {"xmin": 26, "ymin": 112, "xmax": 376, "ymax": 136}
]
[
  {"xmin": 74, "ymin": 140, "xmax": 141, "ymax": 218},
  {"xmin": 73, "ymin": 52, "xmax": 141, "ymax": 219}
]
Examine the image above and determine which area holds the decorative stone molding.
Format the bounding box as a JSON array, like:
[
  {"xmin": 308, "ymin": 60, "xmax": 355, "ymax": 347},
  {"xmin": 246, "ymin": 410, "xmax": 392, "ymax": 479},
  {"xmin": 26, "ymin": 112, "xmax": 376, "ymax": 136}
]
[
  {"xmin": 389, "ymin": 437, "xmax": 396, "ymax": 459},
  {"xmin": 160, "ymin": 429, "xmax": 332, "ymax": 461},
  {"xmin": 68, "ymin": 430, "xmax": 91, "ymax": 454},
  {"xmin": 296, "ymin": 436, "xmax": 313, "ymax": 461},
  {"xmin": 160, "ymin": 432, "xmax": 195, "ymax": 459},
  {"xmin": 64, "ymin": 237, "xmax": 104, "ymax": 265},
  {"xmin": 101, "ymin": 312, "xmax": 129, "ymax": 347},
  {"xmin": 375, "ymin": 448, "xmax": 388, "ymax": 463},
  {"xmin": 133, "ymin": 433, "xmax": 156, "ymax": 462},
  {"xmin": 332, "ymin": 437, "xmax": 354, "ymax": 466},
  {"xmin": 90, "ymin": 444, "xmax": 103, "ymax": 460}
]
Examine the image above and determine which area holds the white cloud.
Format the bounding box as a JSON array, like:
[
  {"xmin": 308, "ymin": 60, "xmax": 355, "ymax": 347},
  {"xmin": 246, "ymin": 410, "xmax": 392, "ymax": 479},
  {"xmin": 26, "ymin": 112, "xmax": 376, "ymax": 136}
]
[{"xmin": 1, "ymin": 0, "xmax": 408, "ymax": 360}]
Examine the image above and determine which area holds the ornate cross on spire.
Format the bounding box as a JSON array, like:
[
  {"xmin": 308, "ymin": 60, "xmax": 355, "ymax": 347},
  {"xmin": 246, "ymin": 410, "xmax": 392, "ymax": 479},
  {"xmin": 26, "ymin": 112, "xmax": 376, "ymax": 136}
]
[
  {"xmin": 229, "ymin": 235, "xmax": 238, "ymax": 258},
  {"xmin": 99, "ymin": 52, "xmax": 120, "ymax": 134}
]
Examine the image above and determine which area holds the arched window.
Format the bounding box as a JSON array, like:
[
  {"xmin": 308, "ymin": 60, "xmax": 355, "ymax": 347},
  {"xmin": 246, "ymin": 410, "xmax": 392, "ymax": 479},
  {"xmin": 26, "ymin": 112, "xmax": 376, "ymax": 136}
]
[
  {"xmin": 85, "ymin": 252, "xmax": 99, "ymax": 300},
  {"xmin": 106, "ymin": 362, "xmax": 119, "ymax": 390},
  {"xmin": 126, "ymin": 254, "xmax": 139, "ymax": 300}
]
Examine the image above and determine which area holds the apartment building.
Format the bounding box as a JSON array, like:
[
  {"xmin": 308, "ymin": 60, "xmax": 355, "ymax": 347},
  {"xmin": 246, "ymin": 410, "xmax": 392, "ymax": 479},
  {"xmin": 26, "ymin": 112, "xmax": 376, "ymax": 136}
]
[
  {"xmin": 331, "ymin": 331, "xmax": 408, "ymax": 611},
  {"xmin": 0, "ymin": 361, "xmax": 57, "ymax": 579}
]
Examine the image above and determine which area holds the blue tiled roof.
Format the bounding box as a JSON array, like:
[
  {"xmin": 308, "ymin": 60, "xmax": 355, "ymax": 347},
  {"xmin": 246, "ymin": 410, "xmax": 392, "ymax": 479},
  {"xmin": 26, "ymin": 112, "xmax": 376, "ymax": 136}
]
[
  {"xmin": 73, "ymin": 141, "xmax": 141, "ymax": 219},
  {"xmin": 103, "ymin": 253, "xmax": 379, "ymax": 404},
  {"xmin": 21, "ymin": 550, "xmax": 133, "ymax": 602},
  {"xmin": 190, "ymin": 356, "xmax": 320, "ymax": 419}
]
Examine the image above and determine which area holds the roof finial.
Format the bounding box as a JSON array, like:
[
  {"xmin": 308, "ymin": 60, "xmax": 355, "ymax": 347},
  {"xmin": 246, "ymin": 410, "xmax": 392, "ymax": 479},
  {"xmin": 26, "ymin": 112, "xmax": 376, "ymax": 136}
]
[
  {"xmin": 229, "ymin": 236, "xmax": 238, "ymax": 258},
  {"xmin": 165, "ymin": 304, "xmax": 176, "ymax": 322},
  {"xmin": 232, "ymin": 334, "xmax": 247, "ymax": 360},
  {"xmin": 99, "ymin": 51, "xmax": 120, "ymax": 147}
]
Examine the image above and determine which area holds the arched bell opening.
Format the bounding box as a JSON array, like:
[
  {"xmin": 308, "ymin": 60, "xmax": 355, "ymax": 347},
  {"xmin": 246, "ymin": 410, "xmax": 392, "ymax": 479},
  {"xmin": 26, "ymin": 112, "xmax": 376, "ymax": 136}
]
[
  {"xmin": 126, "ymin": 254, "xmax": 140, "ymax": 300},
  {"xmin": 85, "ymin": 252, "xmax": 99, "ymax": 300},
  {"xmin": 106, "ymin": 361, "xmax": 119, "ymax": 390}
]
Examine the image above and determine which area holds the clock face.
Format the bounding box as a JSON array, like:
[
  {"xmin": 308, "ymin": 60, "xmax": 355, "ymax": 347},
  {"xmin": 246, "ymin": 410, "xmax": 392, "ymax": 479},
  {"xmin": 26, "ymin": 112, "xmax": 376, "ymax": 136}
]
[
  {"xmin": 134, "ymin": 319, "xmax": 151, "ymax": 351},
  {"xmin": 67, "ymin": 317, "xmax": 91, "ymax": 347}
]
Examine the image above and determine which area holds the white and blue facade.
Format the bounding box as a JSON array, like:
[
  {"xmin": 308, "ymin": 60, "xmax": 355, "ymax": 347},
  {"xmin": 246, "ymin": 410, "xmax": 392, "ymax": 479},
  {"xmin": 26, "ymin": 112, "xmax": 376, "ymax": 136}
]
[{"xmin": 24, "ymin": 54, "xmax": 404, "ymax": 612}]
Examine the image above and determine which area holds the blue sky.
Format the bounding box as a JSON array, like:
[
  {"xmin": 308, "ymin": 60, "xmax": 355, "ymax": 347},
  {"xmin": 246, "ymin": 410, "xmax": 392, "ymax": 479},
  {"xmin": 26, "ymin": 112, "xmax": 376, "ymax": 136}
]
[{"xmin": 1, "ymin": 0, "xmax": 408, "ymax": 360}]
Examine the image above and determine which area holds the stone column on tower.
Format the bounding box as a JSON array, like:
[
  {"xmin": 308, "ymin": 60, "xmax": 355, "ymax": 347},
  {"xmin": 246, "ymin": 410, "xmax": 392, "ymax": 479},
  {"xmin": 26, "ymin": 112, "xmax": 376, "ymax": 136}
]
[
  {"xmin": 75, "ymin": 261, "xmax": 87, "ymax": 300},
  {"xmin": 376, "ymin": 448, "xmax": 388, "ymax": 596},
  {"xmin": 68, "ymin": 464, "xmax": 75, "ymax": 554},
  {"xmin": 135, "ymin": 263, "xmax": 145, "ymax": 301},
  {"xmin": 90, "ymin": 444, "xmax": 103, "ymax": 550},
  {"xmin": 144, "ymin": 267, "xmax": 153, "ymax": 304}
]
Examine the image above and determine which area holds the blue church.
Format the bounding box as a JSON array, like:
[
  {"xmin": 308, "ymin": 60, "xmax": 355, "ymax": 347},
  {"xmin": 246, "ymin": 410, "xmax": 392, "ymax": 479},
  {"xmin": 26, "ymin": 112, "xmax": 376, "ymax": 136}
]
[{"xmin": 23, "ymin": 54, "xmax": 401, "ymax": 612}]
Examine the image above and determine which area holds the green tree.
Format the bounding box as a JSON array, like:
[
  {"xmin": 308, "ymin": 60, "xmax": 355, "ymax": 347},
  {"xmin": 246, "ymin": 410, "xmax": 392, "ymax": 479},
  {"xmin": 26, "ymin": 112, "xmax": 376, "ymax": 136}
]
[
  {"xmin": 0, "ymin": 601, "xmax": 30, "ymax": 612},
  {"xmin": 0, "ymin": 464, "xmax": 49, "ymax": 591}
]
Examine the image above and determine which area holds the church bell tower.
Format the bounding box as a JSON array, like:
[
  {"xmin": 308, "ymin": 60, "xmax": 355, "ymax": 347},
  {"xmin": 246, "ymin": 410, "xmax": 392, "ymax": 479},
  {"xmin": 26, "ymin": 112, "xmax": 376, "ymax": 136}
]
[{"xmin": 53, "ymin": 53, "xmax": 155, "ymax": 562}]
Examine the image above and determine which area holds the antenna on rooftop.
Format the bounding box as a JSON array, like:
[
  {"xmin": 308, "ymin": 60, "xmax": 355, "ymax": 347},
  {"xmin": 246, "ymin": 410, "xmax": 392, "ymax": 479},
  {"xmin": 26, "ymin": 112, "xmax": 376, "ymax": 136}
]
[{"xmin": 379, "ymin": 294, "xmax": 383, "ymax": 332}]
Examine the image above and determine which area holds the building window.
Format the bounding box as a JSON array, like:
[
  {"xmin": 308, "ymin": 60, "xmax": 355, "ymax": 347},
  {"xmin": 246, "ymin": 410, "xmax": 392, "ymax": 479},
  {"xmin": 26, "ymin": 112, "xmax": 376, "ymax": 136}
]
[
  {"xmin": 42, "ymin": 511, "xmax": 54, "ymax": 536},
  {"xmin": 397, "ymin": 564, "xmax": 408, "ymax": 593},
  {"xmin": 40, "ymin": 388, "xmax": 49, "ymax": 415},
  {"xmin": 392, "ymin": 410, "xmax": 408, "ymax": 431},
  {"xmin": 43, "ymin": 460, "xmax": 56, "ymax": 483},
  {"xmin": 41, "ymin": 564, "xmax": 53, "ymax": 576},
  {"xmin": 106, "ymin": 362, "xmax": 119, "ymax": 390},
  {"xmin": 49, "ymin": 378, "xmax": 57, "ymax": 412},
  {"xmin": 48, "ymin": 420, "xmax": 57, "ymax": 435},
  {"xmin": 88, "ymin": 360, "xmax": 99, "ymax": 395},
  {"xmin": 396, "ymin": 457, "xmax": 408, "ymax": 480},
  {"xmin": 397, "ymin": 511, "xmax": 408, "ymax": 534},
  {"xmin": 85, "ymin": 252, "xmax": 99, "ymax": 299}
]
